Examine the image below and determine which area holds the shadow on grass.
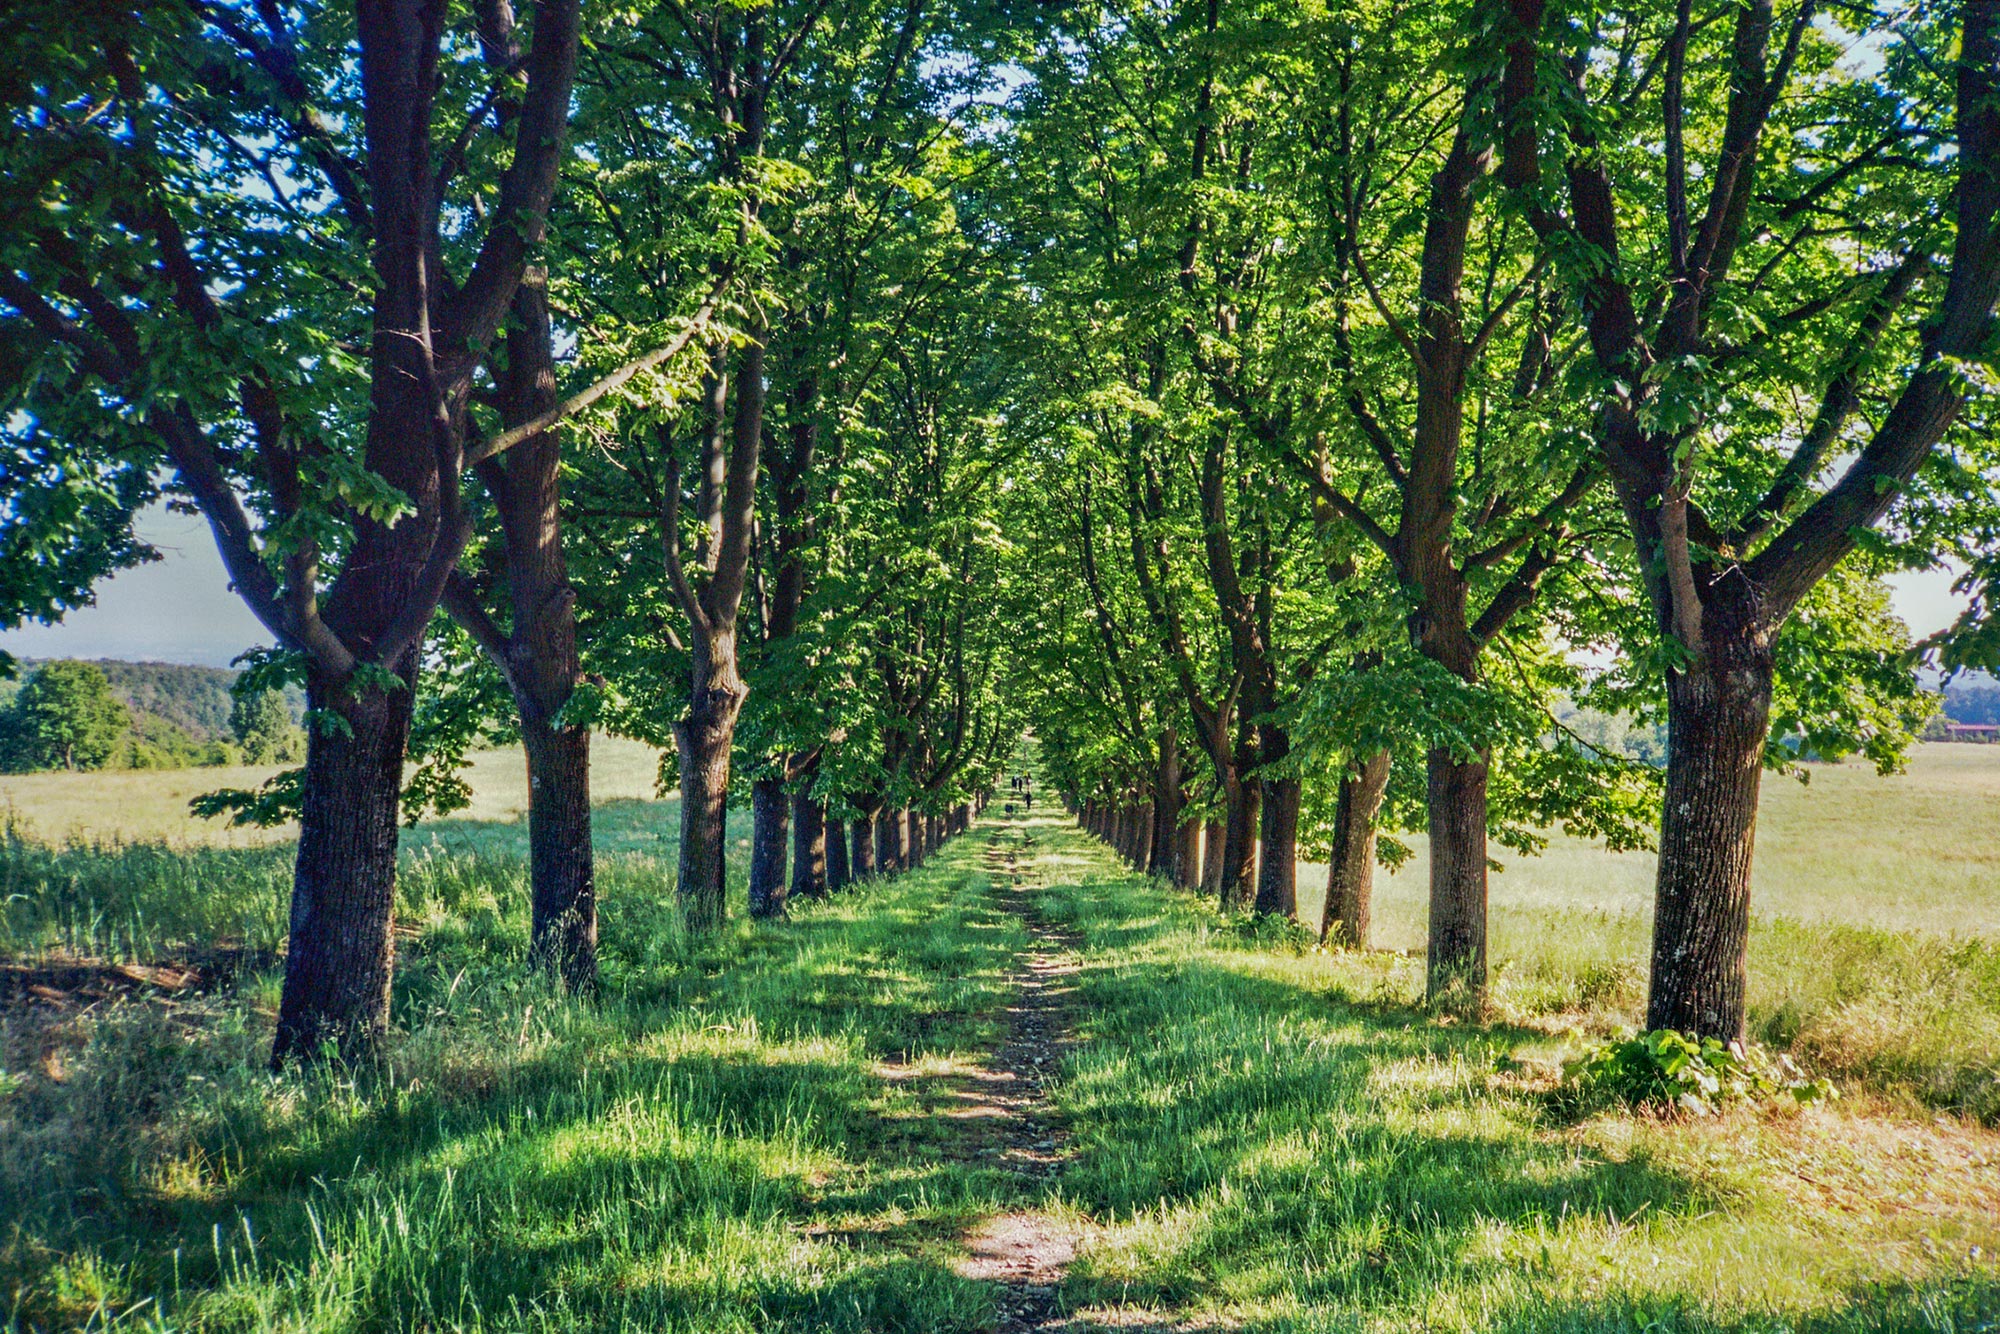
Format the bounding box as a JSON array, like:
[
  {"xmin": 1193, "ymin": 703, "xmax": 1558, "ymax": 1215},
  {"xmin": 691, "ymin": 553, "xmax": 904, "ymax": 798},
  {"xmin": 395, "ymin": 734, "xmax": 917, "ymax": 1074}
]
[
  {"xmin": 1027, "ymin": 865, "xmax": 1724, "ymax": 1315},
  {"xmin": 3, "ymin": 841, "xmax": 1020, "ymax": 1332}
]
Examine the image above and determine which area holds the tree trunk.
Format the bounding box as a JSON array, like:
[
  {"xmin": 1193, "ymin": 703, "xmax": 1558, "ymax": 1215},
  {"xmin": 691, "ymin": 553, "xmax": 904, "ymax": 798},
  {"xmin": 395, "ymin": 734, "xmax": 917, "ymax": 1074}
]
[
  {"xmin": 1219, "ymin": 778, "xmax": 1259, "ymax": 911},
  {"xmin": 1151, "ymin": 729, "xmax": 1183, "ymax": 879},
  {"xmin": 1201, "ymin": 818, "xmax": 1225, "ymax": 898},
  {"xmin": 1322, "ymin": 749, "xmax": 1391, "ymax": 948},
  {"xmin": 791, "ymin": 793, "xmax": 827, "ymax": 900},
  {"xmin": 1426, "ymin": 746, "xmax": 1490, "ymax": 1006},
  {"xmin": 748, "ymin": 776, "xmax": 789, "ymax": 918},
  {"xmin": 877, "ymin": 808, "xmax": 904, "ymax": 874},
  {"xmin": 849, "ymin": 809, "xmax": 877, "ymax": 879},
  {"xmin": 673, "ymin": 671, "xmax": 741, "ymax": 934},
  {"xmin": 1647, "ymin": 632, "xmax": 1774, "ymax": 1041},
  {"xmin": 1254, "ymin": 772, "xmax": 1300, "ymax": 920},
  {"xmin": 273, "ymin": 666, "xmax": 413, "ymax": 1065},
  {"xmin": 1134, "ymin": 800, "xmax": 1155, "ymax": 871},
  {"xmin": 522, "ymin": 714, "xmax": 595, "ymax": 988},
  {"xmin": 825, "ymin": 813, "xmax": 850, "ymax": 890},
  {"xmin": 1174, "ymin": 808, "xmax": 1201, "ymax": 890}
]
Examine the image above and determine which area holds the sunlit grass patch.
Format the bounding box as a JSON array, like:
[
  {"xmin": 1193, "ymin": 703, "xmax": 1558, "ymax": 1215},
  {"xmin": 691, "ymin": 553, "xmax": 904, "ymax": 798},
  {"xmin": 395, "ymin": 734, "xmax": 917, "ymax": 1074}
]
[{"xmin": 1026, "ymin": 816, "xmax": 2000, "ymax": 1332}]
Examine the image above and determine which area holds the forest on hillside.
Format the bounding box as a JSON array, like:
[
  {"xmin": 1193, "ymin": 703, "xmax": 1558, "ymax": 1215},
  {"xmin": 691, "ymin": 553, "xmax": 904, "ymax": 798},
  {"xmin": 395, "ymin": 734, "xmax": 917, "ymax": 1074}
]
[{"xmin": 0, "ymin": 659, "xmax": 303, "ymax": 772}]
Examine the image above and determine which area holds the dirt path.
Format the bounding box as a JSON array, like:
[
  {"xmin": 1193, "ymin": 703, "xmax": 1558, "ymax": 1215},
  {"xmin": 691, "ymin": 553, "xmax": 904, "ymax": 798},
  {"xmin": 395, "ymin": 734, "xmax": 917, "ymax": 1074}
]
[{"xmin": 950, "ymin": 821, "xmax": 1085, "ymax": 1332}]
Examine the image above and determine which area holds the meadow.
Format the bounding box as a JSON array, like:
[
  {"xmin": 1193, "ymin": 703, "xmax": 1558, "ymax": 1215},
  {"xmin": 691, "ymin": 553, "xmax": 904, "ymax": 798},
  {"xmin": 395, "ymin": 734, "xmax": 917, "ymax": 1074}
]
[{"xmin": 0, "ymin": 746, "xmax": 1996, "ymax": 1330}]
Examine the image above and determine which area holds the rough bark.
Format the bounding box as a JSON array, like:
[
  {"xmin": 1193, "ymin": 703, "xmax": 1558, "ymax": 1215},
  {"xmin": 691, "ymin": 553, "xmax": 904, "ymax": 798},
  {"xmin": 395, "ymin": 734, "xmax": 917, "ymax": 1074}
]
[
  {"xmin": 1174, "ymin": 805, "xmax": 1202, "ymax": 890},
  {"xmin": 876, "ymin": 808, "xmax": 903, "ymax": 874},
  {"xmin": 522, "ymin": 714, "xmax": 594, "ymax": 987},
  {"xmin": 1322, "ymin": 749, "xmax": 1391, "ymax": 948},
  {"xmin": 673, "ymin": 674, "xmax": 740, "ymax": 933},
  {"xmin": 1647, "ymin": 609, "xmax": 1774, "ymax": 1040},
  {"xmin": 1254, "ymin": 772, "xmax": 1300, "ymax": 919},
  {"xmin": 1218, "ymin": 777, "xmax": 1259, "ymax": 911},
  {"xmin": 1150, "ymin": 728, "xmax": 1183, "ymax": 879},
  {"xmin": 473, "ymin": 270, "xmax": 596, "ymax": 991},
  {"xmin": 1201, "ymin": 818, "xmax": 1225, "ymax": 898},
  {"xmin": 791, "ymin": 793, "xmax": 828, "ymax": 900},
  {"xmin": 273, "ymin": 664, "xmax": 413, "ymax": 1064},
  {"xmin": 849, "ymin": 809, "xmax": 877, "ymax": 879},
  {"xmin": 1425, "ymin": 746, "xmax": 1490, "ymax": 1006},
  {"xmin": 825, "ymin": 813, "xmax": 850, "ymax": 890},
  {"xmin": 748, "ymin": 776, "xmax": 789, "ymax": 918}
]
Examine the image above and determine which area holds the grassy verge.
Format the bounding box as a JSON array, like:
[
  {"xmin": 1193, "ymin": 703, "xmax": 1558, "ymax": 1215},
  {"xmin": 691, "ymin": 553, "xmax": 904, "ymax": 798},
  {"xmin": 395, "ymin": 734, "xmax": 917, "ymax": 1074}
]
[
  {"xmin": 1027, "ymin": 810, "xmax": 2000, "ymax": 1332},
  {"xmin": 1, "ymin": 831, "xmax": 1024, "ymax": 1332},
  {"xmin": 4, "ymin": 798, "xmax": 1997, "ymax": 1332}
]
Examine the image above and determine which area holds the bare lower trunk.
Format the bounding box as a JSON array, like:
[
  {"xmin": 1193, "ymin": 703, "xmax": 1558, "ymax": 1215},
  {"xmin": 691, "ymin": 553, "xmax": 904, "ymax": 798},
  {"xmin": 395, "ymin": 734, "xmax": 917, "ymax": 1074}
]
[
  {"xmin": 1219, "ymin": 778, "xmax": 1259, "ymax": 912},
  {"xmin": 673, "ymin": 684, "xmax": 740, "ymax": 933},
  {"xmin": 1134, "ymin": 801, "xmax": 1155, "ymax": 871},
  {"xmin": 791, "ymin": 793, "xmax": 827, "ymax": 900},
  {"xmin": 1201, "ymin": 819, "xmax": 1225, "ymax": 898},
  {"xmin": 1254, "ymin": 775, "xmax": 1300, "ymax": 919},
  {"xmin": 1647, "ymin": 637, "xmax": 1773, "ymax": 1041},
  {"xmin": 1426, "ymin": 746, "xmax": 1489, "ymax": 1006},
  {"xmin": 825, "ymin": 813, "xmax": 850, "ymax": 890},
  {"xmin": 748, "ymin": 776, "xmax": 789, "ymax": 918},
  {"xmin": 879, "ymin": 809, "xmax": 907, "ymax": 873},
  {"xmin": 1322, "ymin": 749, "xmax": 1391, "ymax": 948},
  {"xmin": 1174, "ymin": 811, "xmax": 1201, "ymax": 890},
  {"xmin": 274, "ymin": 665, "xmax": 413, "ymax": 1065},
  {"xmin": 849, "ymin": 809, "xmax": 877, "ymax": 879},
  {"xmin": 523, "ymin": 715, "xmax": 594, "ymax": 988},
  {"xmin": 1151, "ymin": 729, "xmax": 1182, "ymax": 878}
]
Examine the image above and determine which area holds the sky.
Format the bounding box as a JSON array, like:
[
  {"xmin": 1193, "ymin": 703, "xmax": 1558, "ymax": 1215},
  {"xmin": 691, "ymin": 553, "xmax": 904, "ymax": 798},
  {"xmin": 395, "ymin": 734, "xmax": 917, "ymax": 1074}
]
[{"xmin": 0, "ymin": 500, "xmax": 1975, "ymax": 671}]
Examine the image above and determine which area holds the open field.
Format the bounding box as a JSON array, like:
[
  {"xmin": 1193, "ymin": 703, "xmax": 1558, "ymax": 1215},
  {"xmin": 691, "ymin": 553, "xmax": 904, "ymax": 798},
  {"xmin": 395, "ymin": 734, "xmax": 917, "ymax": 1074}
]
[
  {"xmin": 1303, "ymin": 743, "xmax": 2000, "ymax": 944},
  {"xmin": 2, "ymin": 806, "xmax": 1996, "ymax": 1331},
  {"xmin": 0, "ymin": 734, "xmax": 669, "ymax": 848}
]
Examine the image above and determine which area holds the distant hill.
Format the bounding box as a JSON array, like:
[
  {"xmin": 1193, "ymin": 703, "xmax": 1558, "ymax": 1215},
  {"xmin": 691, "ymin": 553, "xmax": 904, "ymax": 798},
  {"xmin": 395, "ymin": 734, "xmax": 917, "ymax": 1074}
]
[
  {"xmin": 1, "ymin": 659, "xmax": 302, "ymax": 741},
  {"xmin": 1943, "ymin": 675, "xmax": 2000, "ymax": 726}
]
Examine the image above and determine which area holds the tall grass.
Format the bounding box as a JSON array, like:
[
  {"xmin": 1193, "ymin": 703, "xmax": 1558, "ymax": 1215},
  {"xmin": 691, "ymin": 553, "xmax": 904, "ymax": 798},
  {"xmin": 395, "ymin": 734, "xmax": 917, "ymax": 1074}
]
[
  {"xmin": 1029, "ymin": 816, "xmax": 2000, "ymax": 1332},
  {"xmin": 0, "ymin": 814, "xmax": 293, "ymax": 961},
  {"xmin": 0, "ymin": 835, "xmax": 1019, "ymax": 1332}
]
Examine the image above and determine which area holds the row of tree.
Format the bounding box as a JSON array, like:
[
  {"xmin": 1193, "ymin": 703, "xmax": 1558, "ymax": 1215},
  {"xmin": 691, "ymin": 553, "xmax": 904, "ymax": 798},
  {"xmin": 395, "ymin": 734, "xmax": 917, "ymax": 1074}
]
[
  {"xmin": 1, "ymin": 0, "xmax": 1031, "ymax": 1062},
  {"xmin": 1001, "ymin": 0, "xmax": 2000, "ymax": 1043},
  {"xmin": 2, "ymin": 0, "xmax": 1996, "ymax": 1063}
]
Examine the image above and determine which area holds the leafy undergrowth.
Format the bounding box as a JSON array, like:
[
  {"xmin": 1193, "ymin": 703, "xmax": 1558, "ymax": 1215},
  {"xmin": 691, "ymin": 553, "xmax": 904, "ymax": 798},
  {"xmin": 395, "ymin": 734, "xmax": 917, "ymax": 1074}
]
[
  {"xmin": 1031, "ymin": 813, "xmax": 2000, "ymax": 1333},
  {"xmin": 1557, "ymin": 1030, "xmax": 1836, "ymax": 1119}
]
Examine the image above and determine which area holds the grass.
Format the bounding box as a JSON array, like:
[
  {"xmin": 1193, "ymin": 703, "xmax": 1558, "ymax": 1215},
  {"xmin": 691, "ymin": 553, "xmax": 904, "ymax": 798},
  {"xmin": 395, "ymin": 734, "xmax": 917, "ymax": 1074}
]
[
  {"xmin": 0, "ymin": 735, "xmax": 668, "ymax": 849},
  {"xmin": 2, "ymin": 806, "xmax": 1996, "ymax": 1332},
  {"xmin": 1030, "ymin": 813, "xmax": 2000, "ymax": 1331},
  {"xmin": 1, "ymin": 750, "xmax": 1997, "ymax": 1330},
  {"xmin": 4, "ymin": 834, "xmax": 1024, "ymax": 1332},
  {"xmin": 1306, "ymin": 743, "xmax": 2000, "ymax": 942}
]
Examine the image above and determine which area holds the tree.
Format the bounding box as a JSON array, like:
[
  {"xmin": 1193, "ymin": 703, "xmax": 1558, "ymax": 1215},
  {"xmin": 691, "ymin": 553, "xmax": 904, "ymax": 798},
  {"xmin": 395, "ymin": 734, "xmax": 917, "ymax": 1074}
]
[
  {"xmin": 1, "ymin": 0, "xmax": 582, "ymax": 1061},
  {"xmin": 230, "ymin": 687, "xmax": 298, "ymax": 765},
  {"xmin": 1498, "ymin": 0, "xmax": 2000, "ymax": 1037},
  {"xmin": 8, "ymin": 661, "xmax": 129, "ymax": 772}
]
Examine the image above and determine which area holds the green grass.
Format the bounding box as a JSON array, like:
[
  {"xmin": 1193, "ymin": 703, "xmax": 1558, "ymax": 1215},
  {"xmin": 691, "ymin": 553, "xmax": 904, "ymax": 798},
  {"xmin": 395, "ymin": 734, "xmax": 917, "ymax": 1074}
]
[
  {"xmin": 1308, "ymin": 743, "xmax": 2000, "ymax": 943},
  {"xmin": 3, "ymin": 836, "xmax": 1025, "ymax": 1332},
  {"xmin": 2, "ymin": 772, "xmax": 1997, "ymax": 1331},
  {"xmin": 1028, "ymin": 812, "xmax": 2000, "ymax": 1330}
]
